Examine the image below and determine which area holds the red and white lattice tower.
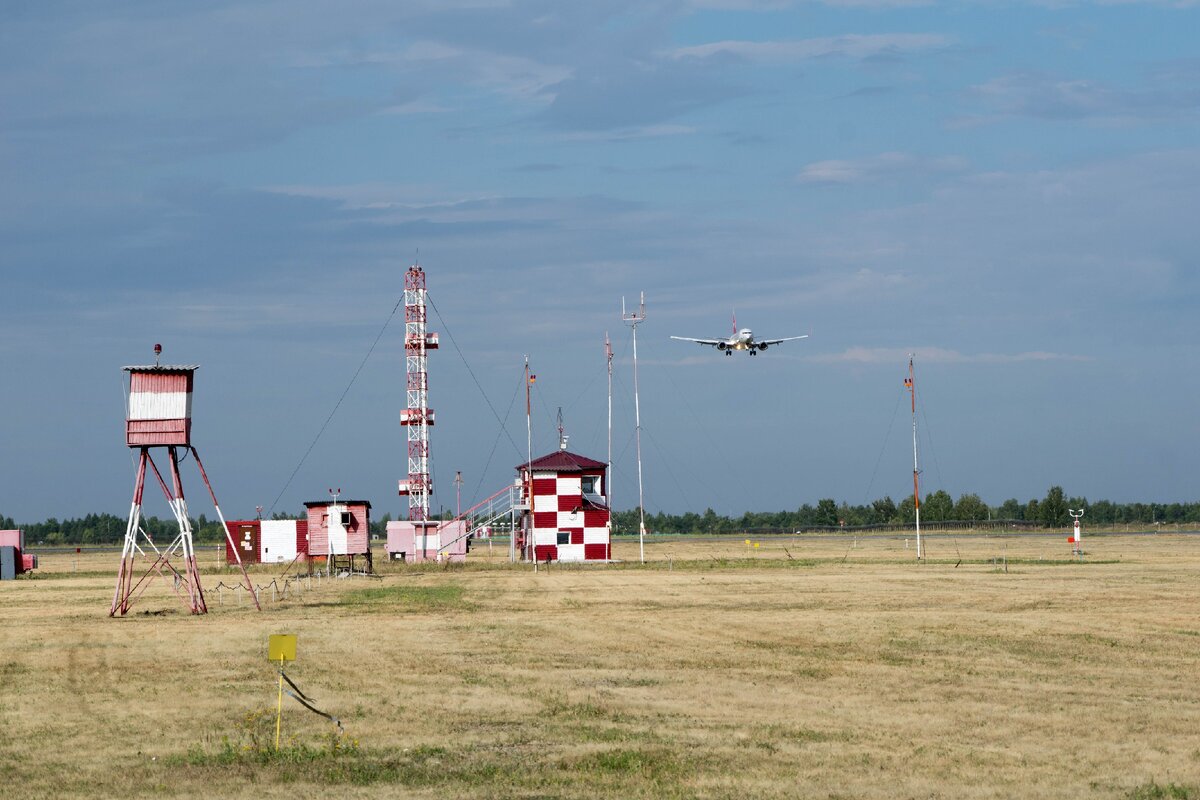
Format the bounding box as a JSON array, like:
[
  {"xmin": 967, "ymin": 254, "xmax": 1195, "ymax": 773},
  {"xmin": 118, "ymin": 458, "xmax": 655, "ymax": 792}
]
[
  {"xmin": 398, "ymin": 264, "xmax": 439, "ymax": 539},
  {"xmin": 111, "ymin": 345, "xmax": 258, "ymax": 616}
]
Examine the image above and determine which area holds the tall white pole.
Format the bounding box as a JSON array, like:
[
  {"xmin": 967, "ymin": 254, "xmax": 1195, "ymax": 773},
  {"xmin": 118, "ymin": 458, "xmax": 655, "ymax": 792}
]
[
  {"xmin": 624, "ymin": 294, "xmax": 647, "ymax": 564},
  {"xmin": 525, "ymin": 356, "xmax": 533, "ymax": 563},
  {"xmin": 907, "ymin": 355, "xmax": 922, "ymax": 561},
  {"xmin": 606, "ymin": 332, "xmax": 613, "ymax": 537}
]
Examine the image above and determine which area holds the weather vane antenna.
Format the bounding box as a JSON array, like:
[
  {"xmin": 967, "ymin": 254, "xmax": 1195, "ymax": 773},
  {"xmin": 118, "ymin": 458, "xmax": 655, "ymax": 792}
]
[{"xmin": 622, "ymin": 292, "xmax": 648, "ymax": 564}]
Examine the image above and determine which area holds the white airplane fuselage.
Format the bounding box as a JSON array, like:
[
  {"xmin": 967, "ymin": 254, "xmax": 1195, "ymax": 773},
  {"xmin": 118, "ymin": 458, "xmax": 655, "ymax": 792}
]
[
  {"xmin": 720, "ymin": 328, "xmax": 759, "ymax": 353},
  {"xmin": 670, "ymin": 317, "xmax": 808, "ymax": 355}
]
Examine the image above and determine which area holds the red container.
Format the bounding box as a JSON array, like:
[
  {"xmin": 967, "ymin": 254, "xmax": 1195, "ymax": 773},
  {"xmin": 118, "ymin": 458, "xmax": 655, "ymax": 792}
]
[{"xmin": 225, "ymin": 521, "xmax": 260, "ymax": 565}]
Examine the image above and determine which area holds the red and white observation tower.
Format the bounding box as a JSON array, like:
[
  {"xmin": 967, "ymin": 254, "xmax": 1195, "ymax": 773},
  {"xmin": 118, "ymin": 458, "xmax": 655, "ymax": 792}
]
[
  {"xmin": 111, "ymin": 345, "xmax": 258, "ymax": 616},
  {"xmin": 398, "ymin": 263, "xmax": 439, "ymax": 547}
]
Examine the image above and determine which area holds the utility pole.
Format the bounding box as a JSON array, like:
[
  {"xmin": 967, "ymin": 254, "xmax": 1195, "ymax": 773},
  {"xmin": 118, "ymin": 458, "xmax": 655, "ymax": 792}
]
[
  {"xmin": 623, "ymin": 294, "xmax": 647, "ymax": 564},
  {"xmin": 905, "ymin": 355, "xmax": 922, "ymax": 561},
  {"xmin": 453, "ymin": 471, "xmax": 463, "ymax": 518}
]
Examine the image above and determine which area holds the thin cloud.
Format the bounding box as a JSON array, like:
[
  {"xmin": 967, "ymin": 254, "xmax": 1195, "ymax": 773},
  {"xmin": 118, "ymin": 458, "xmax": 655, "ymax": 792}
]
[
  {"xmin": 670, "ymin": 33, "xmax": 951, "ymax": 63},
  {"xmin": 796, "ymin": 152, "xmax": 968, "ymax": 184},
  {"xmin": 963, "ymin": 71, "xmax": 1200, "ymax": 123},
  {"xmin": 810, "ymin": 347, "xmax": 1092, "ymax": 364}
]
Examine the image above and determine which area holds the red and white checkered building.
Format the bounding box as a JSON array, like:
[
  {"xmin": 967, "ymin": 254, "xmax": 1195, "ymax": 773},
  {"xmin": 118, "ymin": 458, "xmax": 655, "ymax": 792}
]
[{"xmin": 518, "ymin": 450, "xmax": 610, "ymax": 562}]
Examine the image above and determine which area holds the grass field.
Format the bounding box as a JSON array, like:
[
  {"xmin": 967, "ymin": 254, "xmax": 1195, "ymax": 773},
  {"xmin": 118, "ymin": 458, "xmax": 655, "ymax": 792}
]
[{"xmin": 3, "ymin": 532, "xmax": 1200, "ymax": 799}]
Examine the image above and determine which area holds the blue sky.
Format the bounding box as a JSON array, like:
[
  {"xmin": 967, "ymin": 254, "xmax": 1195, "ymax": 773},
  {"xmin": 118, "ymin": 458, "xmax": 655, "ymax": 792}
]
[{"xmin": 2, "ymin": 1, "xmax": 1198, "ymax": 523}]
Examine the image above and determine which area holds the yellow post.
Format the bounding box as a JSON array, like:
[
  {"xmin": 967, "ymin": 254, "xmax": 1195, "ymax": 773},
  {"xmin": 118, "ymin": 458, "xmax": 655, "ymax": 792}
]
[
  {"xmin": 267, "ymin": 634, "xmax": 297, "ymax": 751},
  {"xmin": 275, "ymin": 654, "xmax": 284, "ymax": 750}
]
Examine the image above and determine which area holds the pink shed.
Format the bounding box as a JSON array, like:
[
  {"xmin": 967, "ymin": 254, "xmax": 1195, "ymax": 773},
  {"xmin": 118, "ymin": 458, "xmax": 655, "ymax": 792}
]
[{"xmin": 304, "ymin": 500, "xmax": 371, "ymax": 556}]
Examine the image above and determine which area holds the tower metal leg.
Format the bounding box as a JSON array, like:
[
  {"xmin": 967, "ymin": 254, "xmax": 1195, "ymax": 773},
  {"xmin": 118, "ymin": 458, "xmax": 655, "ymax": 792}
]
[
  {"xmin": 110, "ymin": 449, "xmax": 148, "ymax": 617},
  {"xmin": 166, "ymin": 446, "xmax": 206, "ymax": 614},
  {"xmin": 191, "ymin": 447, "xmax": 260, "ymax": 611}
]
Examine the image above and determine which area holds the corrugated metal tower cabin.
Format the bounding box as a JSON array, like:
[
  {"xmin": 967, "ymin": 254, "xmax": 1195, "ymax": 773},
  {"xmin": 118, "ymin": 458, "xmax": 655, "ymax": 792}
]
[
  {"xmin": 305, "ymin": 499, "xmax": 372, "ymax": 573},
  {"xmin": 224, "ymin": 519, "xmax": 309, "ymax": 565},
  {"xmin": 110, "ymin": 347, "xmax": 258, "ymax": 616},
  {"xmin": 517, "ymin": 449, "xmax": 610, "ymax": 562},
  {"xmin": 396, "ymin": 263, "xmax": 441, "ymax": 554}
]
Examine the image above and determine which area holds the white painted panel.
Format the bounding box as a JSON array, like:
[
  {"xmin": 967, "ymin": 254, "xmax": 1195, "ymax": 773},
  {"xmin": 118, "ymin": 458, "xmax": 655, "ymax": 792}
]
[
  {"xmin": 259, "ymin": 521, "xmax": 297, "ymax": 563},
  {"xmin": 557, "ymin": 544, "xmax": 585, "ymax": 562},
  {"xmin": 412, "ymin": 524, "xmax": 436, "ymax": 555},
  {"xmin": 583, "ymin": 527, "xmax": 609, "ymax": 545},
  {"xmin": 328, "ymin": 504, "xmax": 348, "ymax": 555},
  {"xmin": 556, "ymin": 476, "xmax": 581, "ymax": 496},
  {"xmin": 128, "ymin": 391, "xmax": 191, "ymax": 420},
  {"xmin": 533, "ymin": 493, "xmax": 558, "ymax": 513},
  {"xmin": 534, "ymin": 529, "xmax": 560, "ymax": 546},
  {"xmin": 558, "ymin": 510, "xmax": 582, "ymax": 529}
]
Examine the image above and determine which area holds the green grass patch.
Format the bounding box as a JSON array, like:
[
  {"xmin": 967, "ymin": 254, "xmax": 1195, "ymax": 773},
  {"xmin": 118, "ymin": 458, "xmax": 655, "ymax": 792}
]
[
  {"xmin": 566, "ymin": 747, "xmax": 680, "ymax": 779},
  {"xmin": 1128, "ymin": 781, "xmax": 1198, "ymax": 799},
  {"xmin": 341, "ymin": 582, "xmax": 467, "ymax": 611}
]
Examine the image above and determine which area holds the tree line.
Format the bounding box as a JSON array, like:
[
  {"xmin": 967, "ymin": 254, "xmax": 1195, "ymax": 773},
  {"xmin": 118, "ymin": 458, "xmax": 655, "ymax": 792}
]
[
  {"xmin": 4, "ymin": 487, "xmax": 1199, "ymax": 545},
  {"xmin": 610, "ymin": 486, "xmax": 1200, "ymax": 535}
]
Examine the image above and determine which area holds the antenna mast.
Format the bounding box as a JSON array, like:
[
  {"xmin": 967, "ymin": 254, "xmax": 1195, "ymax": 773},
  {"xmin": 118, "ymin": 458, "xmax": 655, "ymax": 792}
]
[
  {"xmin": 605, "ymin": 332, "xmax": 613, "ymax": 537},
  {"xmin": 905, "ymin": 355, "xmax": 922, "ymax": 561},
  {"xmin": 524, "ymin": 356, "xmax": 533, "ymax": 562},
  {"xmin": 400, "ymin": 262, "xmax": 439, "ymax": 552},
  {"xmin": 623, "ymin": 293, "xmax": 647, "ymax": 564}
]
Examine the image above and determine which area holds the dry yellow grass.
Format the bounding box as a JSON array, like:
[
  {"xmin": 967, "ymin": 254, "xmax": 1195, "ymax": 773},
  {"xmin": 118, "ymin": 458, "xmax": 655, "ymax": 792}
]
[{"xmin": 2, "ymin": 533, "xmax": 1200, "ymax": 799}]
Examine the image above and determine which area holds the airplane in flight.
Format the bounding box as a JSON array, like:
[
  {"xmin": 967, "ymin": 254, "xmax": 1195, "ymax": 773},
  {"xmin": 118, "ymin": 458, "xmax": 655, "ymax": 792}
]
[{"xmin": 670, "ymin": 314, "xmax": 809, "ymax": 356}]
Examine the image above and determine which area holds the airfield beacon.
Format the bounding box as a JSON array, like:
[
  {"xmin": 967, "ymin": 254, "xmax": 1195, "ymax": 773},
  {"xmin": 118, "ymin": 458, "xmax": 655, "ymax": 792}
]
[
  {"xmin": 396, "ymin": 263, "xmax": 440, "ymax": 554},
  {"xmin": 111, "ymin": 346, "xmax": 258, "ymax": 616}
]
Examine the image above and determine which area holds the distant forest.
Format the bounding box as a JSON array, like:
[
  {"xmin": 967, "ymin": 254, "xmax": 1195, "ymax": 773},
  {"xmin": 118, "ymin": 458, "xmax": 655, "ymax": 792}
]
[{"xmin": 4, "ymin": 486, "xmax": 1199, "ymax": 545}]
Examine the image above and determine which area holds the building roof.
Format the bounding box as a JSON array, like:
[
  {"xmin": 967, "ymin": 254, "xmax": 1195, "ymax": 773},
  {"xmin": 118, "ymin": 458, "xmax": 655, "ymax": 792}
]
[
  {"xmin": 517, "ymin": 450, "xmax": 607, "ymax": 472},
  {"xmin": 122, "ymin": 364, "xmax": 199, "ymax": 373},
  {"xmin": 304, "ymin": 500, "xmax": 372, "ymax": 509}
]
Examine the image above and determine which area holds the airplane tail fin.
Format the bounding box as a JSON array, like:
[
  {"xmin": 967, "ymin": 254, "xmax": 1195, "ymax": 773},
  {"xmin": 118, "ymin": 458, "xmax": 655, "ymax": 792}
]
[{"xmin": 732, "ymin": 310, "xmax": 737, "ymax": 335}]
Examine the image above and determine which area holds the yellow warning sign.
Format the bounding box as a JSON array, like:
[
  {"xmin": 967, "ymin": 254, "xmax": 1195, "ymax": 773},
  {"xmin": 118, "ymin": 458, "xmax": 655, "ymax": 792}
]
[{"xmin": 268, "ymin": 634, "xmax": 297, "ymax": 663}]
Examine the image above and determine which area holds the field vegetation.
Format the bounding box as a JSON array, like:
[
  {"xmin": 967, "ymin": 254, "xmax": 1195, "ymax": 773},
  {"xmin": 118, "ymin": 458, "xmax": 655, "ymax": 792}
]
[
  {"xmin": 3, "ymin": 532, "xmax": 1200, "ymax": 798},
  {"xmin": 7, "ymin": 485, "xmax": 1200, "ymax": 546}
]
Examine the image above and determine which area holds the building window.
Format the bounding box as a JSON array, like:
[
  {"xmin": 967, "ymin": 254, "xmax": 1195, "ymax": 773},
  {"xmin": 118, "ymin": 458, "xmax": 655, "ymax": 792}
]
[
  {"xmin": 557, "ymin": 531, "xmax": 570, "ymax": 545},
  {"xmin": 581, "ymin": 476, "xmax": 598, "ymax": 495}
]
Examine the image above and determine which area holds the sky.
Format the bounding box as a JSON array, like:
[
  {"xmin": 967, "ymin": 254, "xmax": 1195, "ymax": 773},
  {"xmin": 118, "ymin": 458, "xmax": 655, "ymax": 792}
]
[{"xmin": 2, "ymin": 0, "xmax": 1199, "ymax": 524}]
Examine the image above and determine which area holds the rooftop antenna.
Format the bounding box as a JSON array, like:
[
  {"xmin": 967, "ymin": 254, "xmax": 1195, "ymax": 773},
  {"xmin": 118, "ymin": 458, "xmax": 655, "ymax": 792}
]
[
  {"xmin": 557, "ymin": 407, "xmax": 569, "ymax": 451},
  {"xmin": 905, "ymin": 355, "xmax": 922, "ymax": 561},
  {"xmin": 622, "ymin": 293, "xmax": 647, "ymax": 564}
]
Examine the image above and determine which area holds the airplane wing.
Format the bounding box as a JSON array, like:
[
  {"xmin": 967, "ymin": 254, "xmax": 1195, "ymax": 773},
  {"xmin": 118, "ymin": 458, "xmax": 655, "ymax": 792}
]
[
  {"xmin": 670, "ymin": 336, "xmax": 724, "ymax": 347},
  {"xmin": 758, "ymin": 335, "xmax": 810, "ymax": 346}
]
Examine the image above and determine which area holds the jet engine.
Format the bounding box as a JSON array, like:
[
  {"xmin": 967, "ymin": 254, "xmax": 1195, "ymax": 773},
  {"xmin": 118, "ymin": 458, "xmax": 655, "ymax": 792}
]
[
  {"xmin": 758, "ymin": 343, "xmax": 769, "ymax": 351},
  {"xmin": 717, "ymin": 342, "xmax": 727, "ymax": 351}
]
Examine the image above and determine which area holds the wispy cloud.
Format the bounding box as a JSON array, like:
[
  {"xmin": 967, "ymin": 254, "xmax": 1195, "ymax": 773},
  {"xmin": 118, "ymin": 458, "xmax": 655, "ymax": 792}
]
[
  {"xmin": 670, "ymin": 33, "xmax": 951, "ymax": 63},
  {"xmin": 809, "ymin": 347, "xmax": 1092, "ymax": 364},
  {"xmin": 960, "ymin": 70, "xmax": 1200, "ymax": 124},
  {"xmin": 796, "ymin": 152, "xmax": 968, "ymax": 184}
]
